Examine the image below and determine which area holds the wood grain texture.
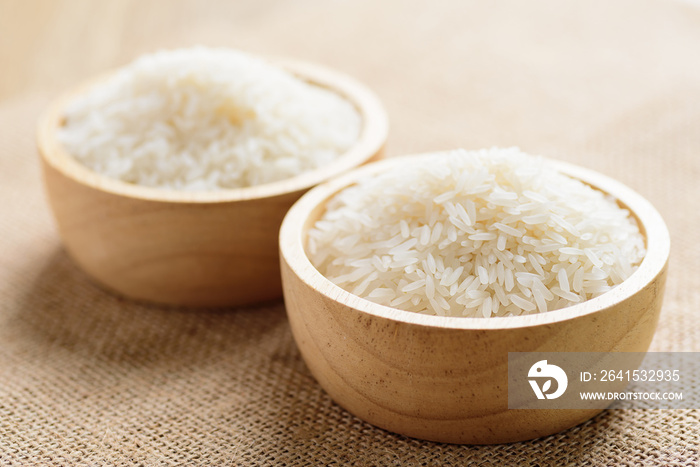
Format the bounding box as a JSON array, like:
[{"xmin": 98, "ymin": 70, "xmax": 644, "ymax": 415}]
[
  {"xmin": 279, "ymin": 155, "xmax": 670, "ymax": 443},
  {"xmin": 38, "ymin": 60, "xmax": 387, "ymax": 306}
]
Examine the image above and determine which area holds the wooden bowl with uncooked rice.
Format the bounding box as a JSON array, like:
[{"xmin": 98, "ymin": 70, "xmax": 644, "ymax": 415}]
[
  {"xmin": 279, "ymin": 148, "xmax": 670, "ymax": 444},
  {"xmin": 38, "ymin": 47, "xmax": 388, "ymax": 306}
]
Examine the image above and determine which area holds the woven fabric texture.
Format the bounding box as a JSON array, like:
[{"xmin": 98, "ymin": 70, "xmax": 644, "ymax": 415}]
[{"xmin": 1, "ymin": 0, "xmax": 700, "ymax": 464}]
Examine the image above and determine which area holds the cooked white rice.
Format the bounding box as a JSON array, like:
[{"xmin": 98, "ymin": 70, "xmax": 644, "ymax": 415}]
[
  {"xmin": 307, "ymin": 148, "xmax": 646, "ymax": 318},
  {"xmin": 58, "ymin": 47, "xmax": 361, "ymax": 190}
]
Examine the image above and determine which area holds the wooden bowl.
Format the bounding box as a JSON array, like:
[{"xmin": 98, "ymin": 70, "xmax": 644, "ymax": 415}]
[
  {"xmin": 279, "ymin": 155, "xmax": 670, "ymax": 444},
  {"xmin": 38, "ymin": 60, "xmax": 388, "ymax": 307}
]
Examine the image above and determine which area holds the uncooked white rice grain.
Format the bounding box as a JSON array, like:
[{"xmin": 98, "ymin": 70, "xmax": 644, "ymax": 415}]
[
  {"xmin": 307, "ymin": 148, "xmax": 646, "ymax": 318},
  {"xmin": 59, "ymin": 47, "xmax": 361, "ymax": 190}
]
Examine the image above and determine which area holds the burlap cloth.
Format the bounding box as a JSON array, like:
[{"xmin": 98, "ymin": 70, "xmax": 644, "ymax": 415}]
[{"xmin": 2, "ymin": 0, "xmax": 700, "ymax": 464}]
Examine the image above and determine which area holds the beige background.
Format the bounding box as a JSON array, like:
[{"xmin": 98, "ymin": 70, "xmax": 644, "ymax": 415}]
[{"xmin": 1, "ymin": 0, "xmax": 699, "ymax": 464}]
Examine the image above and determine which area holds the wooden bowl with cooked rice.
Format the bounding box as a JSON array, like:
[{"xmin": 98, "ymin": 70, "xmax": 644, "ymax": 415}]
[
  {"xmin": 38, "ymin": 49, "xmax": 388, "ymax": 307},
  {"xmin": 279, "ymin": 150, "xmax": 670, "ymax": 444}
]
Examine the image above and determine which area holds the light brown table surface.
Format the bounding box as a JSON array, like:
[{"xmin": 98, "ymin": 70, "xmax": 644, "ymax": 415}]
[{"xmin": 1, "ymin": 0, "xmax": 699, "ymax": 465}]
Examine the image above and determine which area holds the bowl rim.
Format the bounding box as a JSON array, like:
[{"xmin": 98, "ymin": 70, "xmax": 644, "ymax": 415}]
[
  {"xmin": 279, "ymin": 152, "xmax": 671, "ymax": 330},
  {"xmin": 37, "ymin": 58, "xmax": 388, "ymax": 203}
]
